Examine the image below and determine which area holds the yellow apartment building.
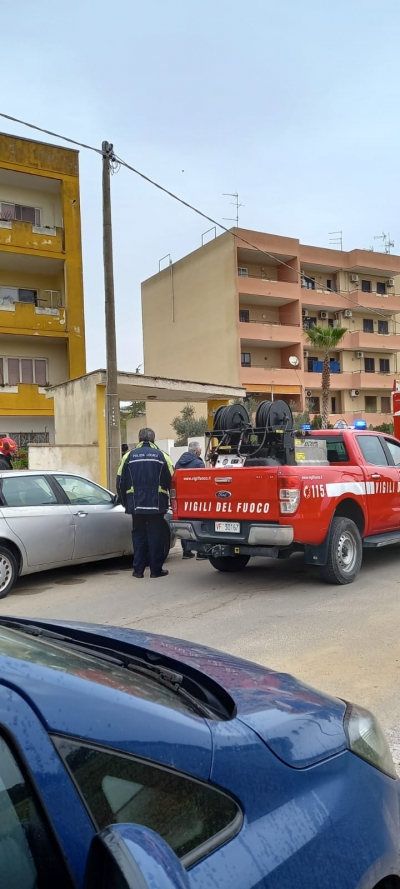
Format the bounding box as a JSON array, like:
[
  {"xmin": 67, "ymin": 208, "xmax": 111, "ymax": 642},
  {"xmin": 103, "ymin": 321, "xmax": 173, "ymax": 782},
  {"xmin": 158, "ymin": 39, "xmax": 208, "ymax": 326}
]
[
  {"xmin": 0, "ymin": 133, "xmax": 86, "ymax": 445},
  {"xmin": 142, "ymin": 229, "xmax": 400, "ymax": 437}
]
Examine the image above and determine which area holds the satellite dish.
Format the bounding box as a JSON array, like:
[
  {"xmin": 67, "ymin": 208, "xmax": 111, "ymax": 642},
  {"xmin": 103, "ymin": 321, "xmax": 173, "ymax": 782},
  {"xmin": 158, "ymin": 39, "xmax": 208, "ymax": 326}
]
[{"xmin": 288, "ymin": 356, "xmax": 300, "ymax": 367}]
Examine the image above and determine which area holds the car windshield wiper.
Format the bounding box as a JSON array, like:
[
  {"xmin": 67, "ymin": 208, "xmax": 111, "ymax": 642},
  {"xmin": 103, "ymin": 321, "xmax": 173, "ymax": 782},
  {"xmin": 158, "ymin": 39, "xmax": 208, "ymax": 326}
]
[{"xmin": 0, "ymin": 618, "xmax": 219, "ymax": 719}]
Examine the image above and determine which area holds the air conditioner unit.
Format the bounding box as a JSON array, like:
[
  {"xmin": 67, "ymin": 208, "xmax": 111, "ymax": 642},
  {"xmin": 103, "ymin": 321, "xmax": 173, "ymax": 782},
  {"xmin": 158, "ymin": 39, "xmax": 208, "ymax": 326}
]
[
  {"xmin": 320, "ymin": 311, "xmax": 328, "ymax": 319},
  {"xmin": 304, "ymin": 350, "xmax": 309, "ymax": 358},
  {"xmin": 302, "ymin": 309, "xmax": 309, "ymax": 317},
  {"xmin": 350, "ymin": 274, "xmax": 359, "ymax": 283},
  {"xmin": 388, "ymin": 278, "xmax": 395, "ymax": 287},
  {"xmin": 344, "ymin": 309, "xmax": 353, "ymax": 317},
  {"xmin": 333, "ymin": 320, "xmax": 340, "ymax": 328},
  {"xmin": 306, "ymin": 390, "xmax": 313, "ymax": 398},
  {"xmin": 356, "ymin": 351, "xmax": 364, "ymax": 359},
  {"xmin": 350, "ymin": 389, "xmax": 360, "ymax": 397}
]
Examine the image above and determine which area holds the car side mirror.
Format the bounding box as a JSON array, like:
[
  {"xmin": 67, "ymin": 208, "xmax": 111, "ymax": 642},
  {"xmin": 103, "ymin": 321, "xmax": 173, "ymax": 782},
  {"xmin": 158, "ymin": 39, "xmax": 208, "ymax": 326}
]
[
  {"xmin": 112, "ymin": 492, "xmax": 120, "ymax": 505},
  {"xmin": 83, "ymin": 824, "xmax": 190, "ymax": 889}
]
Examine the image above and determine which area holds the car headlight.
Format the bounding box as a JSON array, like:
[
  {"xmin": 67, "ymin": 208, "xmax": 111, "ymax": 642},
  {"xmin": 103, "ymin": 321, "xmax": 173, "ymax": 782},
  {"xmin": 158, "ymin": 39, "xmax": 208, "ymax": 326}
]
[{"xmin": 344, "ymin": 703, "xmax": 397, "ymax": 779}]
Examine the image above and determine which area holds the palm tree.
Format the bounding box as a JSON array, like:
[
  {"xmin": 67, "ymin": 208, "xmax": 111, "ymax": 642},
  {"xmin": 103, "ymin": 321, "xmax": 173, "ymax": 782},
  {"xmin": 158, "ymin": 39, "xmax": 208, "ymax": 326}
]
[{"xmin": 306, "ymin": 325, "xmax": 347, "ymax": 427}]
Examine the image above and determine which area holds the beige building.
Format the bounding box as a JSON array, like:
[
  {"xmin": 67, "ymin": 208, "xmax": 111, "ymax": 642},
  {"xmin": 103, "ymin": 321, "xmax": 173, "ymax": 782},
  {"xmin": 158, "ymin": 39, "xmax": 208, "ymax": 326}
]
[{"xmin": 142, "ymin": 229, "xmax": 400, "ymax": 436}]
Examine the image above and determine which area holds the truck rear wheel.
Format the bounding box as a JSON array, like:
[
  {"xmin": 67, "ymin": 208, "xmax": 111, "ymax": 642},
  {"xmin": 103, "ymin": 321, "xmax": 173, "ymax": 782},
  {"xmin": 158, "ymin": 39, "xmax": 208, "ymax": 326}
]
[
  {"xmin": 209, "ymin": 554, "xmax": 250, "ymax": 572},
  {"xmin": 319, "ymin": 517, "xmax": 362, "ymax": 585}
]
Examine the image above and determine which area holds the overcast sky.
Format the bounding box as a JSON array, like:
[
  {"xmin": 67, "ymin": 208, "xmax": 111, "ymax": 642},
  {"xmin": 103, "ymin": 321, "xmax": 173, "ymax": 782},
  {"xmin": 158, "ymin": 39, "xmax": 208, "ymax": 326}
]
[{"xmin": 2, "ymin": 0, "xmax": 400, "ymax": 372}]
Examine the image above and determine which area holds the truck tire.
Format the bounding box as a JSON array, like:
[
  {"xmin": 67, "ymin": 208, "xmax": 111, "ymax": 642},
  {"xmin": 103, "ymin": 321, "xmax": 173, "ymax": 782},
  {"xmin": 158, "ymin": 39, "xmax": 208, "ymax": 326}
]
[
  {"xmin": 209, "ymin": 554, "xmax": 250, "ymax": 572},
  {"xmin": 319, "ymin": 517, "xmax": 362, "ymax": 585}
]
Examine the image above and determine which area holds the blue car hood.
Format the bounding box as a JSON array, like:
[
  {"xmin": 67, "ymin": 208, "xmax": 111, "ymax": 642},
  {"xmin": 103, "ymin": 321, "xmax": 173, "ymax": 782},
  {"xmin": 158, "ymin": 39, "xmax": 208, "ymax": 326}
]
[{"xmin": 6, "ymin": 619, "xmax": 347, "ymax": 768}]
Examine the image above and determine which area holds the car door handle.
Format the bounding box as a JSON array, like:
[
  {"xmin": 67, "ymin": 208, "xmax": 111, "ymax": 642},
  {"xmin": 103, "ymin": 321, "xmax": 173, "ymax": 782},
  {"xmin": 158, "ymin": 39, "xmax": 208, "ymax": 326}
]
[
  {"xmin": 371, "ymin": 473, "xmax": 381, "ymax": 479},
  {"xmin": 74, "ymin": 511, "xmax": 88, "ymax": 518}
]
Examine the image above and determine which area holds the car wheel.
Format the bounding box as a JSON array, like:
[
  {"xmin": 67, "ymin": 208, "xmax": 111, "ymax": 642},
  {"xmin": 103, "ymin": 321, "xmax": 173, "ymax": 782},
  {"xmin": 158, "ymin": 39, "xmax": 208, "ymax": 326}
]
[
  {"xmin": 319, "ymin": 517, "xmax": 362, "ymax": 585},
  {"xmin": 0, "ymin": 547, "xmax": 18, "ymax": 598},
  {"xmin": 209, "ymin": 554, "xmax": 250, "ymax": 572}
]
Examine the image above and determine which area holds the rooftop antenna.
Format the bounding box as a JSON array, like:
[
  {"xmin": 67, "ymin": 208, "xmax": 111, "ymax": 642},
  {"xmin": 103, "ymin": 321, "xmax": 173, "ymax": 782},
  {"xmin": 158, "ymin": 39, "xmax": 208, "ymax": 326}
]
[
  {"xmin": 329, "ymin": 230, "xmax": 343, "ymax": 250},
  {"xmin": 374, "ymin": 232, "xmax": 394, "ymax": 254},
  {"xmin": 223, "ymin": 192, "xmax": 243, "ymax": 227}
]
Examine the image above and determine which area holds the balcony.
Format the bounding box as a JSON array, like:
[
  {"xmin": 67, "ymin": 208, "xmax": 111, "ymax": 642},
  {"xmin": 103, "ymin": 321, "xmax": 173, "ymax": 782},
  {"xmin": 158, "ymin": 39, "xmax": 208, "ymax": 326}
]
[
  {"xmin": 0, "ymin": 298, "xmax": 66, "ymax": 334},
  {"xmin": 0, "ymin": 219, "xmax": 63, "ymax": 254},
  {"xmin": 239, "ymin": 320, "xmax": 301, "ymax": 346},
  {"xmin": 342, "ymin": 330, "xmax": 400, "ymax": 352},
  {"xmin": 302, "ymin": 327, "xmax": 400, "ymax": 352},
  {"xmin": 240, "ymin": 365, "xmax": 302, "ymax": 391},
  {"xmin": 303, "ymin": 371, "xmax": 394, "ymax": 391},
  {"xmin": 237, "ymin": 273, "xmax": 299, "ymax": 303},
  {"xmin": 301, "ymin": 286, "xmax": 400, "ymax": 315},
  {"xmin": 0, "ymin": 383, "xmax": 54, "ymax": 416}
]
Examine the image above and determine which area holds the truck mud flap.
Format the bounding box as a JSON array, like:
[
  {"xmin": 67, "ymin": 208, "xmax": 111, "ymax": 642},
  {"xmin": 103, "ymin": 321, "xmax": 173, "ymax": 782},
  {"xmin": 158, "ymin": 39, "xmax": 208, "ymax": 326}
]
[{"xmin": 304, "ymin": 536, "xmax": 330, "ymax": 567}]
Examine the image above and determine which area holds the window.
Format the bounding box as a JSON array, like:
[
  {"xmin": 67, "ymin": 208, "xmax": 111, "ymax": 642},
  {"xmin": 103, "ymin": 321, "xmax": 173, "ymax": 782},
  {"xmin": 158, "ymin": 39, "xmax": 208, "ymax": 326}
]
[
  {"xmin": 0, "ymin": 287, "xmax": 37, "ymax": 306},
  {"xmin": 356, "ymin": 434, "xmax": 388, "ymax": 465},
  {"xmin": 307, "ymin": 356, "xmax": 318, "ymax": 371},
  {"xmin": 241, "ymin": 352, "xmax": 251, "ymax": 366},
  {"xmin": 237, "ymin": 267, "xmax": 248, "ymax": 277},
  {"xmin": 379, "ymin": 358, "xmax": 390, "ymax": 373},
  {"xmin": 365, "ymin": 395, "xmax": 377, "ymax": 412},
  {"xmin": 0, "ymin": 357, "xmax": 48, "ymax": 386},
  {"xmin": 54, "ymin": 738, "xmax": 241, "ymax": 864},
  {"xmin": 378, "ymin": 320, "xmax": 389, "ymax": 335},
  {"xmin": 309, "ymin": 396, "xmax": 320, "ymax": 412},
  {"xmin": 239, "ymin": 309, "xmax": 249, "ymax": 322},
  {"xmin": 364, "ymin": 357, "xmax": 375, "ymax": 373},
  {"xmin": 0, "ymin": 735, "xmax": 71, "ymax": 887},
  {"xmin": 302, "ymin": 276, "xmax": 315, "ymax": 290},
  {"xmin": 363, "ymin": 319, "xmax": 374, "ymax": 333},
  {"xmin": 361, "ymin": 280, "xmax": 371, "ymax": 293},
  {"xmin": 377, "ymin": 282, "xmax": 386, "ymax": 295},
  {"xmin": 303, "ymin": 317, "xmax": 317, "ymax": 330},
  {"xmin": 0, "ymin": 203, "xmax": 41, "ymax": 226},
  {"xmin": 55, "ymin": 475, "xmax": 113, "ymax": 505},
  {"xmin": 381, "ymin": 396, "xmax": 391, "ymax": 412},
  {"xmin": 385, "ymin": 438, "xmax": 400, "ymax": 466},
  {"xmin": 331, "ymin": 396, "xmax": 337, "ymax": 413},
  {"xmin": 327, "ymin": 279, "xmax": 332, "ymax": 290},
  {"xmin": 1, "ymin": 475, "xmax": 58, "ymax": 507}
]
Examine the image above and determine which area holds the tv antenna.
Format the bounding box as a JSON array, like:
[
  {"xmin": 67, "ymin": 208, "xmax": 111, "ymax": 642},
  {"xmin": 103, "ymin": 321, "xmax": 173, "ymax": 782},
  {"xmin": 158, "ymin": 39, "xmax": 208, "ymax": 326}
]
[
  {"xmin": 329, "ymin": 230, "xmax": 343, "ymax": 250},
  {"xmin": 374, "ymin": 232, "xmax": 394, "ymax": 254},
  {"xmin": 223, "ymin": 192, "xmax": 243, "ymax": 227}
]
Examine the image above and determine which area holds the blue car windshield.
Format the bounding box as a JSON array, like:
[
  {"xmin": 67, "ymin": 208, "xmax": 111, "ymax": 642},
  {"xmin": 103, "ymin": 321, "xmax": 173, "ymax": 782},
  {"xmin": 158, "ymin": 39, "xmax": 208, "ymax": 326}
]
[{"xmin": 0, "ymin": 627, "xmax": 201, "ymax": 717}]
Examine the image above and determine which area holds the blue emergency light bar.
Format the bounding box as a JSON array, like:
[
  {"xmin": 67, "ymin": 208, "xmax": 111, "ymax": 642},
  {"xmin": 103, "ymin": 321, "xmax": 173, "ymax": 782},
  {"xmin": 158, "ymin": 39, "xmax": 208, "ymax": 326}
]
[
  {"xmin": 353, "ymin": 419, "xmax": 367, "ymax": 429},
  {"xmin": 301, "ymin": 424, "xmax": 311, "ymax": 430}
]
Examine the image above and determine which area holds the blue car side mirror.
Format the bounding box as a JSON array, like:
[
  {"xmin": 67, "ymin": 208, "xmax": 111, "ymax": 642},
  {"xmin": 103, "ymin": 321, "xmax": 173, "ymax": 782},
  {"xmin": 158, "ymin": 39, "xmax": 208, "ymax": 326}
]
[{"xmin": 84, "ymin": 823, "xmax": 191, "ymax": 889}]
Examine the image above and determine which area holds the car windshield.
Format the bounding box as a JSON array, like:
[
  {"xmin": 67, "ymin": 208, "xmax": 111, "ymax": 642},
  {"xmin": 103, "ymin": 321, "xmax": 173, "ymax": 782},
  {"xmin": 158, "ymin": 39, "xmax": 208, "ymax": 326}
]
[{"xmin": 0, "ymin": 626, "xmax": 200, "ymax": 717}]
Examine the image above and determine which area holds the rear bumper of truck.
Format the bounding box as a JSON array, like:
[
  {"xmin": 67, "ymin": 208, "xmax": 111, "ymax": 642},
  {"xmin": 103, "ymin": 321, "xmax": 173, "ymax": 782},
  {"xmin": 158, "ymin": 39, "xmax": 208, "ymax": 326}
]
[{"xmin": 171, "ymin": 520, "xmax": 294, "ymax": 549}]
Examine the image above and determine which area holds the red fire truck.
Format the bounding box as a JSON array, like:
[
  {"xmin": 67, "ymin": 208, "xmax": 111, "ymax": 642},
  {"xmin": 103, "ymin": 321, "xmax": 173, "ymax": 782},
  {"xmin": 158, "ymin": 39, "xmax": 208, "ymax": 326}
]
[{"xmin": 171, "ymin": 399, "xmax": 400, "ymax": 585}]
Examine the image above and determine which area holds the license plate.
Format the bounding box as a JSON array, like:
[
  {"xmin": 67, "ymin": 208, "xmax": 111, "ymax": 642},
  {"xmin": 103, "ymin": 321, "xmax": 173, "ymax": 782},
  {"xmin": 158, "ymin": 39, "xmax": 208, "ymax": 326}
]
[{"xmin": 215, "ymin": 522, "xmax": 240, "ymax": 533}]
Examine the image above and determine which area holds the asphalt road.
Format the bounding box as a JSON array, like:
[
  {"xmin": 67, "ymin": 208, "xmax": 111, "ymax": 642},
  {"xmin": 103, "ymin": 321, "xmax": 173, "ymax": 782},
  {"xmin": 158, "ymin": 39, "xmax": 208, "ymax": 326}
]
[{"xmin": 1, "ymin": 543, "xmax": 399, "ymax": 767}]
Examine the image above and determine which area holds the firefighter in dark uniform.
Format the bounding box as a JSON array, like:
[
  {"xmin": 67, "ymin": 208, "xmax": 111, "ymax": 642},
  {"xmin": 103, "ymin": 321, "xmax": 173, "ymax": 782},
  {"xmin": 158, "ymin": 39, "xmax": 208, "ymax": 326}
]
[{"xmin": 117, "ymin": 428, "xmax": 173, "ymax": 579}]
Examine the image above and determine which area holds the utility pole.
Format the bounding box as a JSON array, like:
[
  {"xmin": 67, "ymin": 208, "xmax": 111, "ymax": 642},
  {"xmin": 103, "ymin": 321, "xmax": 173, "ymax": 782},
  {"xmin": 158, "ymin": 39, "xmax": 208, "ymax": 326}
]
[{"xmin": 102, "ymin": 141, "xmax": 120, "ymax": 490}]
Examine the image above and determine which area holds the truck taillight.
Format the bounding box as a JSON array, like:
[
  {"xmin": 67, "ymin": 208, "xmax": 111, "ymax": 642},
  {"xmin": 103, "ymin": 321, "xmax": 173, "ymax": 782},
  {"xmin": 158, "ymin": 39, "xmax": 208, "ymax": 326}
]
[{"xmin": 278, "ymin": 476, "xmax": 301, "ymax": 514}]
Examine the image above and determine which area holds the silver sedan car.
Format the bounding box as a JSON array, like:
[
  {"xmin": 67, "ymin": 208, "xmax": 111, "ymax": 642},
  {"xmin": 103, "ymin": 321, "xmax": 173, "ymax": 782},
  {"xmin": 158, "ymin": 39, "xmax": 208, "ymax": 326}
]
[{"xmin": 0, "ymin": 470, "xmax": 176, "ymax": 598}]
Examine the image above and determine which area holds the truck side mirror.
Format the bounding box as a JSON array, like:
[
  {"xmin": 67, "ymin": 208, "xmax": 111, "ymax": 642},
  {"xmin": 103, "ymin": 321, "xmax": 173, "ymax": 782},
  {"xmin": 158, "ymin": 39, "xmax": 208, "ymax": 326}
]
[{"xmin": 84, "ymin": 823, "xmax": 190, "ymax": 889}]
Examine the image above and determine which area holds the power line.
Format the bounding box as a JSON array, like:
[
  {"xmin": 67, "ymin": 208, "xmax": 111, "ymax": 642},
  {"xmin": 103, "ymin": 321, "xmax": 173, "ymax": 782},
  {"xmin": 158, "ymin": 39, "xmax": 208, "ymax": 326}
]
[
  {"xmin": 0, "ymin": 112, "xmax": 102, "ymax": 155},
  {"xmin": 0, "ymin": 111, "xmax": 398, "ymax": 328}
]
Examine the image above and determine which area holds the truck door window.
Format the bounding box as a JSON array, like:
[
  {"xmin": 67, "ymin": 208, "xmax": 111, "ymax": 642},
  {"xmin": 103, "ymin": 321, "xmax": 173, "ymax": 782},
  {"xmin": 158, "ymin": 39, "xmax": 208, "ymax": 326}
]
[
  {"xmin": 356, "ymin": 435, "xmax": 389, "ymax": 466},
  {"xmin": 0, "ymin": 734, "xmax": 72, "ymax": 888},
  {"xmin": 384, "ymin": 439, "xmax": 400, "ymax": 466}
]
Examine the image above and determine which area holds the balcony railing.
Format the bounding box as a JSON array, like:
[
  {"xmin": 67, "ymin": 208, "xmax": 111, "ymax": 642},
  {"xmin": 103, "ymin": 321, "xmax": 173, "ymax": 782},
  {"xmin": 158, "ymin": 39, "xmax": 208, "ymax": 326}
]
[
  {"xmin": 0, "ymin": 290, "xmax": 63, "ymax": 312},
  {"xmin": 240, "ymin": 317, "xmax": 300, "ymax": 327}
]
